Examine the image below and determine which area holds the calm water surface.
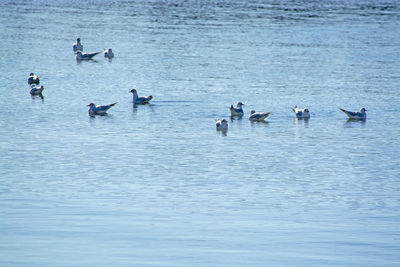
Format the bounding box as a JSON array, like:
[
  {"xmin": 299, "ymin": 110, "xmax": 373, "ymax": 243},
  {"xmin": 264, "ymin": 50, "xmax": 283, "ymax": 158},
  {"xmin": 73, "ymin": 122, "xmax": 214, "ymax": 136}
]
[{"xmin": 0, "ymin": 0, "xmax": 399, "ymax": 266}]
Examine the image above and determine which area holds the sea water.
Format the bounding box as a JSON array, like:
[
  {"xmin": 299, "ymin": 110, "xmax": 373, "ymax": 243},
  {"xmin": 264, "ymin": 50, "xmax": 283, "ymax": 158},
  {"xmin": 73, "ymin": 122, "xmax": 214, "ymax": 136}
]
[{"xmin": 0, "ymin": 0, "xmax": 399, "ymax": 266}]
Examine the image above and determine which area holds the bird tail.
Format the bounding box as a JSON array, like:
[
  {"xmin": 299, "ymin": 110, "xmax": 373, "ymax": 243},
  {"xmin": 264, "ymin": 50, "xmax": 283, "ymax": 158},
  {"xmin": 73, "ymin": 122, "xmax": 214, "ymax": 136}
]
[
  {"xmin": 110, "ymin": 102, "xmax": 118, "ymax": 107},
  {"xmin": 339, "ymin": 108, "xmax": 351, "ymax": 118},
  {"xmin": 261, "ymin": 112, "xmax": 270, "ymax": 119}
]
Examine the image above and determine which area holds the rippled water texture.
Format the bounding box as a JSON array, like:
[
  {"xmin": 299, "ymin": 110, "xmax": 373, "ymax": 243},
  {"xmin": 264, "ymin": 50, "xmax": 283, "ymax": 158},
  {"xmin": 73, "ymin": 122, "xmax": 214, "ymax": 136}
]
[{"xmin": 0, "ymin": 0, "xmax": 399, "ymax": 266}]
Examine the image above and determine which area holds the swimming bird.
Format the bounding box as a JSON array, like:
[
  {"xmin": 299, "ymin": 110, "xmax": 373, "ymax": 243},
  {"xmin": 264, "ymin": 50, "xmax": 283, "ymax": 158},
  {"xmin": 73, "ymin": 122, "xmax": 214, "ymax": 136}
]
[
  {"xmin": 30, "ymin": 85, "xmax": 44, "ymax": 96},
  {"xmin": 76, "ymin": 51, "xmax": 102, "ymax": 60},
  {"xmin": 340, "ymin": 108, "xmax": 367, "ymax": 119},
  {"xmin": 87, "ymin": 102, "xmax": 117, "ymax": 115},
  {"xmin": 248, "ymin": 110, "xmax": 270, "ymax": 122},
  {"xmin": 104, "ymin": 48, "xmax": 114, "ymax": 59},
  {"xmin": 130, "ymin": 89, "xmax": 153, "ymax": 104},
  {"xmin": 292, "ymin": 105, "xmax": 310, "ymax": 118},
  {"xmin": 215, "ymin": 119, "xmax": 228, "ymax": 130},
  {"xmin": 230, "ymin": 102, "xmax": 244, "ymax": 116},
  {"xmin": 73, "ymin": 38, "xmax": 83, "ymax": 52},
  {"xmin": 27, "ymin": 73, "xmax": 40, "ymax": 85}
]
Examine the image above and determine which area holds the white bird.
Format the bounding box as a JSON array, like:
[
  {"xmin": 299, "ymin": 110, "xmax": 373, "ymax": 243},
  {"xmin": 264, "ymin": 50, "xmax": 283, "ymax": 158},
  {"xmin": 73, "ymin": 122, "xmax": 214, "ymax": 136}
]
[
  {"xmin": 230, "ymin": 102, "xmax": 244, "ymax": 116},
  {"xmin": 340, "ymin": 108, "xmax": 367, "ymax": 119},
  {"xmin": 73, "ymin": 38, "xmax": 83, "ymax": 52},
  {"xmin": 130, "ymin": 89, "xmax": 153, "ymax": 104},
  {"xmin": 248, "ymin": 110, "xmax": 270, "ymax": 121},
  {"xmin": 215, "ymin": 119, "xmax": 228, "ymax": 130},
  {"xmin": 27, "ymin": 73, "xmax": 40, "ymax": 85},
  {"xmin": 292, "ymin": 105, "xmax": 310, "ymax": 118},
  {"xmin": 30, "ymin": 85, "xmax": 44, "ymax": 96},
  {"xmin": 104, "ymin": 48, "xmax": 114, "ymax": 59},
  {"xmin": 87, "ymin": 102, "xmax": 117, "ymax": 115},
  {"xmin": 76, "ymin": 51, "xmax": 102, "ymax": 60}
]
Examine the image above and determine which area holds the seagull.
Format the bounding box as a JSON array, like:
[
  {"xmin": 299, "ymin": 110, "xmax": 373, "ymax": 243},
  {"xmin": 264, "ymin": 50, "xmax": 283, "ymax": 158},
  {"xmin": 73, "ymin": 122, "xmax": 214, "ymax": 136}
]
[
  {"xmin": 76, "ymin": 51, "xmax": 102, "ymax": 60},
  {"xmin": 87, "ymin": 102, "xmax": 117, "ymax": 115},
  {"xmin": 340, "ymin": 108, "xmax": 367, "ymax": 120},
  {"xmin": 73, "ymin": 38, "xmax": 83, "ymax": 52},
  {"xmin": 248, "ymin": 110, "xmax": 270, "ymax": 122},
  {"xmin": 30, "ymin": 85, "xmax": 44, "ymax": 96},
  {"xmin": 230, "ymin": 102, "xmax": 244, "ymax": 116},
  {"xmin": 215, "ymin": 119, "xmax": 228, "ymax": 130},
  {"xmin": 104, "ymin": 48, "xmax": 114, "ymax": 59},
  {"xmin": 130, "ymin": 89, "xmax": 153, "ymax": 104},
  {"xmin": 27, "ymin": 73, "xmax": 40, "ymax": 85},
  {"xmin": 292, "ymin": 105, "xmax": 310, "ymax": 118}
]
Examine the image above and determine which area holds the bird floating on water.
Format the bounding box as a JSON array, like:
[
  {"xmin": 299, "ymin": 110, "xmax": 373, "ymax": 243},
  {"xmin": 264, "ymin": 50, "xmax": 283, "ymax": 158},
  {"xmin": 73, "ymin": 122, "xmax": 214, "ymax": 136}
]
[
  {"xmin": 30, "ymin": 85, "xmax": 44, "ymax": 96},
  {"xmin": 76, "ymin": 51, "xmax": 102, "ymax": 60},
  {"xmin": 104, "ymin": 48, "xmax": 114, "ymax": 59},
  {"xmin": 340, "ymin": 108, "xmax": 367, "ymax": 120},
  {"xmin": 248, "ymin": 110, "xmax": 270, "ymax": 122},
  {"xmin": 292, "ymin": 105, "xmax": 310, "ymax": 118},
  {"xmin": 215, "ymin": 119, "xmax": 228, "ymax": 130},
  {"xmin": 130, "ymin": 89, "xmax": 153, "ymax": 104},
  {"xmin": 27, "ymin": 73, "xmax": 40, "ymax": 85},
  {"xmin": 230, "ymin": 102, "xmax": 244, "ymax": 116},
  {"xmin": 87, "ymin": 102, "xmax": 117, "ymax": 115},
  {"xmin": 73, "ymin": 38, "xmax": 83, "ymax": 52}
]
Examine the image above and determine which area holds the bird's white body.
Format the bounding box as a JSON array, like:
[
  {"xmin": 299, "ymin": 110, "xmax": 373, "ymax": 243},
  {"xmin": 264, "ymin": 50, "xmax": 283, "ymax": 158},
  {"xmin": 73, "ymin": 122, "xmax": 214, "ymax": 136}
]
[
  {"xmin": 292, "ymin": 105, "xmax": 310, "ymax": 118},
  {"xmin": 215, "ymin": 119, "xmax": 228, "ymax": 130},
  {"xmin": 230, "ymin": 102, "xmax": 244, "ymax": 116},
  {"xmin": 87, "ymin": 102, "xmax": 117, "ymax": 115},
  {"xmin": 30, "ymin": 85, "xmax": 44, "ymax": 95},
  {"xmin": 340, "ymin": 108, "xmax": 367, "ymax": 119},
  {"xmin": 248, "ymin": 110, "xmax": 270, "ymax": 121},
  {"xmin": 104, "ymin": 48, "xmax": 114, "ymax": 59},
  {"xmin": 130, "ymin": 89, "xmax": 152, "ymax": 104},
  {"xmin": 73, "ymin": 38, "xmax": 83, "ymax": 52}
]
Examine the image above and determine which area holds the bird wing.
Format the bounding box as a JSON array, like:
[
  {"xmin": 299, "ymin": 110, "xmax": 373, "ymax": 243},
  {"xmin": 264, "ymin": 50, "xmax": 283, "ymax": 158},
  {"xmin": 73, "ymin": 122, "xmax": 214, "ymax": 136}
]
[
  {"xmin": 82, "ymin": 51, "xmax": 102, "ymax": 59},
  {"xmin": 340, "ymin": 108, "xmax": 358, "ymax": 118},
  {"xmin": 250, "ymin": 112, "xmax": 270, "ymax": 120},
  {"xmin": 96, "ymin": 102, "xmax": 117, "ymax": 111}
]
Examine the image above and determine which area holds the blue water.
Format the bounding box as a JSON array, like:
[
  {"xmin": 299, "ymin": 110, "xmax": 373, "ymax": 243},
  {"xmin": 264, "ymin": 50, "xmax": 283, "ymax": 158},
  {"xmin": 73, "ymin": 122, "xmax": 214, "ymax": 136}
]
[{"xmin": 1, "ymin": 0, "xmax": 399, "ymax": 266}]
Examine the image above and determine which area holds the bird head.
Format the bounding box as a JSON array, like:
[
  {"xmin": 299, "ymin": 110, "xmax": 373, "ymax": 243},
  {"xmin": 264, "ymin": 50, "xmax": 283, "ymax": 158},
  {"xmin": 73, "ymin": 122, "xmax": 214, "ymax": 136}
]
[
  {"xmin": 87, "ymin": 103, "xmax": 95, "ymax": 107},
  {"xmin": 129, "ymin": 89, "xmax": 136, "ymax": 93}
]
